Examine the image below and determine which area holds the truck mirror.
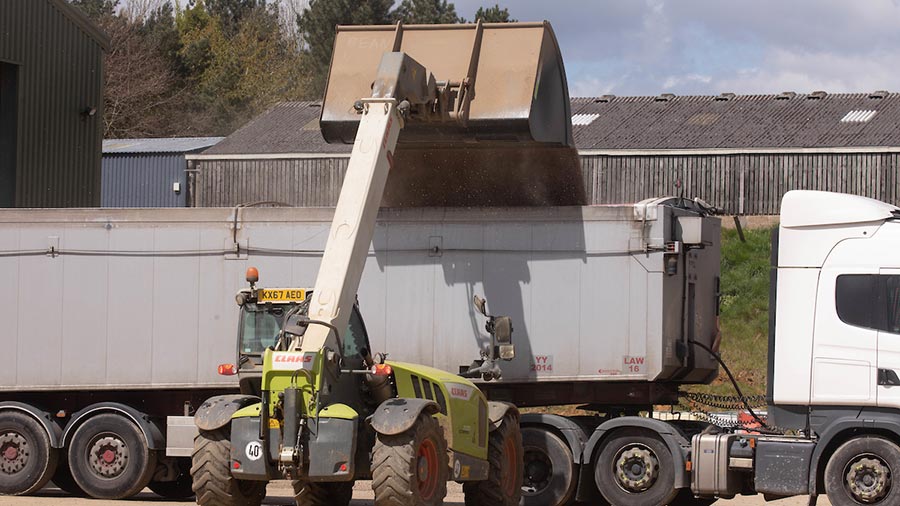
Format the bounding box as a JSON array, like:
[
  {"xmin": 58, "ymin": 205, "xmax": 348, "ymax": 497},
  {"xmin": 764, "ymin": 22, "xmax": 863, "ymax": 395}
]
[
  {"xmin": 473, "ymin": 295, "xmax": 487, "ymax": 316},
  {"xmin": 493, "ymin": 316, "xmax": 513, "ymax": 344}
]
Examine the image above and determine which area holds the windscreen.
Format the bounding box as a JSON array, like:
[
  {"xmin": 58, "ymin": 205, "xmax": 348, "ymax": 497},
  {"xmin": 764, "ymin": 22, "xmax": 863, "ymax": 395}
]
[{"xmin": 239, "ymin": 303, "xmax": 299, "ymax": 354}]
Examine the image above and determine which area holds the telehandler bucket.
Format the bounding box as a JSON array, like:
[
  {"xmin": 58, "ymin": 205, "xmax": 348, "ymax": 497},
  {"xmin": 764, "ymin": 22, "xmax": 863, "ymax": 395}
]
[{"xmin": 321, "ymin": 21, "xmax": 585, "ymax": 207}]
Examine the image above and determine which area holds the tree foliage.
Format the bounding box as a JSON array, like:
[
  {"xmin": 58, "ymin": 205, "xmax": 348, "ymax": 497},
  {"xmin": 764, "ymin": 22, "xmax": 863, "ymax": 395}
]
[
  {"xmin": 392, "ymin": 0, "xmax": 462, "ymax": 24},
  {"xmin": 67, "ymin": 0, "xmax": 517, "ymax": 137},
  {"xmin": 474, "ymin": 4, "xmax": 516, "ymax": 23},
  {"xmin": 296, "ymin": 0, "xmax": 394, "ymax": 98}
]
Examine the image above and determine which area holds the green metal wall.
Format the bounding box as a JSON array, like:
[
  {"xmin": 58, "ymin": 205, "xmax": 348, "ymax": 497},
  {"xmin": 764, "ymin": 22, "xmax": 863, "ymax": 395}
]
[{"xmin": 0, "ymin": 0, "xmax": 106, "ymax": 207}]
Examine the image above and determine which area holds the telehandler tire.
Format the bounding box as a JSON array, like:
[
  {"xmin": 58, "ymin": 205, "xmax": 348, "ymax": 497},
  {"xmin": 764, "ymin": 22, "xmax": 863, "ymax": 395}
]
[
  {"xmin": 464, "ymin": 411, "xmax": 523, "ymax": 506},
  {"xmin": 594, "ymin": 428, "xmax": 678, "ymax": 506},
  {"xmin": 191, "ymin": 427, "xmax": 266, "ymax": 506},
  {"xmin": 0, "ymin": 411, "xmax": 58, "ymax": 495},
  {"xmin": 372, "ymin": 413, "xmax": 448, "ymax": 506},
  {"xmin": 292, "ymin": 479, "xmax": 353, "ymax": 506}
]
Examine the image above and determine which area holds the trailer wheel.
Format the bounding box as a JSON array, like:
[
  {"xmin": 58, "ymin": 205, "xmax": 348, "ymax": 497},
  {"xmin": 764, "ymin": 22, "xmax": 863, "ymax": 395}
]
[
  {"xmin": 594, "ymin": 429, "xmax": 678, "ymax": 506},
  {"xmin": 292, "ymin": 479, "xmax": 353, "ymax": 506},
  {"xmin": 67, "ymin": 413, "xmax": 157, "ymax": 499},
  {"xmin": 191, "ymin": 427, "xmax": 266, "ymax": 506},
  {"xmin": 825, "ymin": 436, "xmax": 900, "ymax": 506},
  {"xmin": 463, "ymin": 412, "xmax": 523, "ymax": 506},
  {"xmin": 372, "ymin": 413, "xmax": 448, "ymax": 506},
  {"xmin": 0, "ymin": 411, "xmax": 58, "ymax": 495},
  {"xmin": 149, "ymin": 457, "xmax": 195, "ymax": 499},
  {"xmin": 51, "ymin": 458, "xmax": 86, "ymax": 496},
  {"xmin": 518, "ymin": 427, "xmax": 577, "ymax": 506}
]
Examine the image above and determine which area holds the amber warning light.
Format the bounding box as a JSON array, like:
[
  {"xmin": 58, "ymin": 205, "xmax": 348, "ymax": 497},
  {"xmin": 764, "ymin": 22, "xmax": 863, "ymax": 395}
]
[
  {"xmin": 246, "ymin": 266, "xmax": 259, "ymax": 285},
  {"xmin": 370, "ymin": 364, "xmax": 393, "ymax": 376},
  {"xmin": 218, "ymin": 364, "xmax": 237, "ymax": 376}
]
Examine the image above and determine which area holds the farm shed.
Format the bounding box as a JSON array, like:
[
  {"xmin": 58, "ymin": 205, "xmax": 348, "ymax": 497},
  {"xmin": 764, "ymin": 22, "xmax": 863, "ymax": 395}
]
[
  {"xmin": 102, "ymin": 137, "xmax": 223, "ymax": 207},
  {"xmin": 0, "ymin": 0, "xmax": 108, "ymax": 207},
  {"xmin": 190, "ymin": 93, "xmax": 900, "ymax": 214}
]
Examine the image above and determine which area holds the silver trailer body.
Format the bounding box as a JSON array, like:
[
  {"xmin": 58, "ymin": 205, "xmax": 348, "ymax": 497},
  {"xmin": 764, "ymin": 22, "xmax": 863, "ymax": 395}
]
[{"xmin": 0, "ymin": 201, "xmax": 719, "ymax": 399}]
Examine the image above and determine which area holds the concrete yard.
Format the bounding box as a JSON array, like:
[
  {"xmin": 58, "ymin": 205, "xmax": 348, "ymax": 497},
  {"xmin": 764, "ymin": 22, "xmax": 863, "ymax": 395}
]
[{"xmin": 1, "ymin": 482, "xmax": 829, "ymax": 506}]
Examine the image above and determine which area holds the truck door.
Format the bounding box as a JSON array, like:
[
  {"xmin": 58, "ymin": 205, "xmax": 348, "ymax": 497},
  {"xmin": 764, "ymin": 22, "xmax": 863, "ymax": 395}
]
[
  {"xmin": 811, "ymin": 270, "xmax": 878, "ymax": 406},
  {"xmin": 877, "ymin": 270, "xmax": 900, "ymax": 408}
]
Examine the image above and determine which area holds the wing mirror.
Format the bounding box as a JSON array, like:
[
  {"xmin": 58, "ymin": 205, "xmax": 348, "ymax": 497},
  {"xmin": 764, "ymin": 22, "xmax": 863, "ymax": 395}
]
[{"xmin": 461, "ymin": 295, "xmax": 515, "ymax": 381}]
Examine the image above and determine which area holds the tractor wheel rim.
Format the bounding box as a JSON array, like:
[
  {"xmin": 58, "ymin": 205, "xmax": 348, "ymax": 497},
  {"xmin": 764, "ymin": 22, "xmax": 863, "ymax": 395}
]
[
  {"xmin": 0, "ymin": 432, "xmax": 28, "ymax": 474},
  {"xmin": 417, "ymin": 438, "xmax": 439, "ymax": 500},
  {"xmin": 502, "ymin": 436, "xmax": 518, "ymax": 497},
  {"xmin": 845, "ymin": 454, "xmax": 891, "ymax": 503},
  {"xmin": 613, "ymin": 443, "xmax": 659, "ymax": 493},
  {"xmin": 522, "ymin": 448, "xmax": 552, "ymax": 495},
  {"xmin": 88, "ymin": 435, "xmax": 129, "ymax": 478}
]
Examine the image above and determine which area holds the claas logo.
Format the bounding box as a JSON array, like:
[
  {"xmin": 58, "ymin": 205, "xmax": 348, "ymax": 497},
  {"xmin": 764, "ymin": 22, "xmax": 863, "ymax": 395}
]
[{"xmin": 274, "ymin": 354, "xmax": 313, "ymax": 364}]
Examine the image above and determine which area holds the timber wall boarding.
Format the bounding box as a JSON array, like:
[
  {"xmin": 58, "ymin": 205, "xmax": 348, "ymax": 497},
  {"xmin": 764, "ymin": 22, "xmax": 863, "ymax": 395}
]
[{"xmin": 191, "ymin": 151, "xmax": 900, "ymax": 215}]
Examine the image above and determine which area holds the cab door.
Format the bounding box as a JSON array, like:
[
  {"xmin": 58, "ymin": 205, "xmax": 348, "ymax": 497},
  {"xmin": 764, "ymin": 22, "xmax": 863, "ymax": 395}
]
[{"xmin": 877, "ymin": 270, "xmax": 900, "ymax": 408}]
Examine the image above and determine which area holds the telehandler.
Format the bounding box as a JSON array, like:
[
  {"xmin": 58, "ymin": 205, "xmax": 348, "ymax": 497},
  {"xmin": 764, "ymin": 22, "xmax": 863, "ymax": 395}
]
[{"xmin": 189, "ymin": 20, "xmax": 580, "ymax": 506}]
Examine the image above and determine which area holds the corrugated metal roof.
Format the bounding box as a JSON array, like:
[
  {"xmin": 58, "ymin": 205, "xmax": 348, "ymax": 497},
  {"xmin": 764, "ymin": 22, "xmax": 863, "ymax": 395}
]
[
  {"xmin": 572, "ymin": 92, "xmax": 900, "ymax": 150},
  {"xmin": 103, "ymin": 137, "xmax": 224, "ymax": 154},
  {"xmin": 202, "ymin": 102, "xmax": 347, "ymax": 155},
  {"xmin": 201, "ymin": 93, "xmax": 900, "ymax": 157}
]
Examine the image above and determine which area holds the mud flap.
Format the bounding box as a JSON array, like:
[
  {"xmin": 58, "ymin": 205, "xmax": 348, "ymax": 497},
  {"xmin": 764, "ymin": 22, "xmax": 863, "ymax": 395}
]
[{"xmin": 307, "ymin": 416, "xmax": 358, "ymax": 482}]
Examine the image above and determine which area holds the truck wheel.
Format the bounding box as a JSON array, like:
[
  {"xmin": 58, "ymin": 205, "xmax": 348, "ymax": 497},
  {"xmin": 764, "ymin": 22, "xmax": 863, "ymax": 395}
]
[
  {"xmin": 149, "ymin": 457, "xmax": 195, "ymax": 499},
  {"xmin": 0, "ymin": 411, "xmax": 58, "ymax": 495},
  {"xmin": 67, "ymin": 413, "xmax": 157, "ymax": 499},
  {"xmin": 372, "ymin": 413, "xmax": 448, "ymax": 506},
  {"xmin": 292, "ymin": 479, "xmax": 353, "ymax": 506},
  {"xmin": 51, "ymin": 458, "xmax": 86, "ymax": 496},
  {"xmin": 463, "ymin": 412, "xmax": 523, "ymax": 506},
  {"xmin": 519, "ymin": 427, "xmax": 578, "ymax": 506},
  {"xmin": 825, "ymin": 436, "xmax": 900, "ymax": 506},
  {"xmin": 191, "ymin": 427, "xmax": 266, "ymax": 506},
  {"xmin": 594, "ymin": 429, "xmax": 678, "ymax": 506}
]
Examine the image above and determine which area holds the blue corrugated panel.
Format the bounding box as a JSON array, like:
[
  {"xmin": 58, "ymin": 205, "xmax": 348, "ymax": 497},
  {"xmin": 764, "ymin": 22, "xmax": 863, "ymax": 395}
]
[{"xmin": 101, "ymin": 154, "xmax": 186, "ymax": 207}]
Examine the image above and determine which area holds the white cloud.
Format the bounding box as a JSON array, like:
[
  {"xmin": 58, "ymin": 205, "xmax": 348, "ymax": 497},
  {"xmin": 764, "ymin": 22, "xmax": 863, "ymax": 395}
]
[{"xmin": 662, "ymin": 73, "xmax": 712, "ymax": 91}]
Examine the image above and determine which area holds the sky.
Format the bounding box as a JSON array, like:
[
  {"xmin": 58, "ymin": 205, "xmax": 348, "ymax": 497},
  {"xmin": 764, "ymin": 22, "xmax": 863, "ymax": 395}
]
[{"xmin": 440, "ymin": 0, "xmax": 900, "ymax": 97}]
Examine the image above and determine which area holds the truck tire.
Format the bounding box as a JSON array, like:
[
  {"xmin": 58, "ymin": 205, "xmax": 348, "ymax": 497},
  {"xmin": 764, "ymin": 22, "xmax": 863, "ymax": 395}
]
[
  {"xmin": 292, "ymin": 479, "xmax": 353, "ymax": 506},
  {"xmin": 825, "ymin": 436, "xmax": 900, "ymax": 506},
  {"xmin": 519, "ymin": 426, "xmax": 578, "ymax": 506},
  {"xmin": 463, "ymin": 412, "xmax": 523, "ymax": 506},
  {"xmin": 372, "ymin": 413, "xmax": 448, "ymax": 506},
  {"xmin": 149, "ymin": 457, "xmax": 195, "ymax": 499},
  {"xmin": 191, "ymin": 427, "xmax": 266, "ymax": 506},
  {"xmin": 67, "ymin": 413, "xmax": 157, "ymax": 499},
  {"xmin": 51, "ymin": 458, "xmax": 86, "ymax": 496},
  {"xmin": 594, "ymin": 429, "xmax": 678, "ymax": 506},
  {"xmin": 0, "ymin": 411, "xmax": 58, "ymax": 495}
]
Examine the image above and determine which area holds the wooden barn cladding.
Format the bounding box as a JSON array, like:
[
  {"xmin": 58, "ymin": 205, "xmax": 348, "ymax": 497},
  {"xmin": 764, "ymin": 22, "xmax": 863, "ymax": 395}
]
[{"xmin": 191, "ymin": 93, "xmax": 900, "ymax": 215}]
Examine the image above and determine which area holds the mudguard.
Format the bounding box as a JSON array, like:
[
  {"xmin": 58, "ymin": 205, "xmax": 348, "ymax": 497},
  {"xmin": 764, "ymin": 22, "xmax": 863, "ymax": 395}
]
[
  {"xmin": 0, "ymin": 402, "xmax": 62, "ymax": 448},
  {"xmin": 62, "ymin": 402, "xmax": 165, "ymax": 450},
  {"xmin": 194, "ymin": 394, "xmax": 261, "ymax": 432},
  {"xmin": 487, "ymin": 401, "xmax": 518, "ymax": 431},
  {"xmin": 370, "ymin": 398, "xmax": 439, "ymax": 436}
]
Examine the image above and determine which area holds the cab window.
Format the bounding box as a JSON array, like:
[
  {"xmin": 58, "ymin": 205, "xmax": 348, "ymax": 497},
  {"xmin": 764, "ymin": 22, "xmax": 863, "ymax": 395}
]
[{"xmin": 343, "ymin": 308, "xmax": 370, "ymax": 359}]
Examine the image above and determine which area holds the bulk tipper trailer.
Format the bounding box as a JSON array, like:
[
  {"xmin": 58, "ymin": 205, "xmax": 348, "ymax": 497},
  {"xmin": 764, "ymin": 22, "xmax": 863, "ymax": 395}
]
[{"xmin": 0, "ymin": 197, "xmax": 719, "ymax": 503}]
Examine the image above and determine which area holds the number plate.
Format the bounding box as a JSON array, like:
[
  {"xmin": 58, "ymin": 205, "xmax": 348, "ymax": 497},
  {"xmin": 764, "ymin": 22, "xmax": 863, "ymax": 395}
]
[{"xmin": 258, "ymin": 289, "xmax": 306, "ymax": 302}]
